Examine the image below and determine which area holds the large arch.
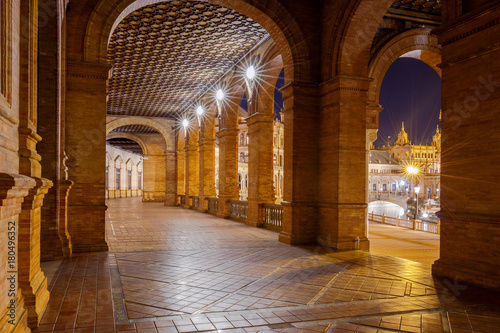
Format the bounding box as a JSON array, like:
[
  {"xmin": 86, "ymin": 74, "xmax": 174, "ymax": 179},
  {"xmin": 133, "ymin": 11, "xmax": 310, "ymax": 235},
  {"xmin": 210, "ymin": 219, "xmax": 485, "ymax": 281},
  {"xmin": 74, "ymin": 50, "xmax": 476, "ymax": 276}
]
[
  {"xmin": 106, "ymin": 132, "xmax": 150, "ymax": 156},
  {"xmin": 324, "ymin": 0, "xmax": 395, "ymax": 78},
  {"xmin": 368, "ymin": 28, "xmax": 441, "ymax": 105},
  {"xmin": 106, "ymin": 116, "xmax": 174, "ymax": 150},
  {"xmin": 82, "ymin": 0, "xmax": 313, "ymax": 82}
]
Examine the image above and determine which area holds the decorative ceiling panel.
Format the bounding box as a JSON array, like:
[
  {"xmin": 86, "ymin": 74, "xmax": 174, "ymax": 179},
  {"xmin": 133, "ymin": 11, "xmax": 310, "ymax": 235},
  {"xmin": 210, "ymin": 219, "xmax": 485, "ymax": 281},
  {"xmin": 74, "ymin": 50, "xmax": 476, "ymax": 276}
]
[
  {"xmin": 111, "ymin": 125, "xmax": 159, "ymax": 133},
  {"xmin": 390, "ymin": 0, "xmax": 441, "ymax": 17},
  {"xmin": 107, "ymin": 138, "xmax": 144, "ymax": 155},
  {"xmin": 107, "ymin": 0, "xmax": 268, "ymax": 118}
]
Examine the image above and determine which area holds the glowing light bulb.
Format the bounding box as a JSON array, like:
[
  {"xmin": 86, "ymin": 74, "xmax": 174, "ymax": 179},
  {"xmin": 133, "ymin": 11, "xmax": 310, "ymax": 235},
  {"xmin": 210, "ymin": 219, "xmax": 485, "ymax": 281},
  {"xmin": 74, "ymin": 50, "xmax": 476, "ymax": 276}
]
[
  {"xmin": 182, "ymin": 119, "xmax": 189, "ymax": 128},
  {"xmin": 246, "ymin": 65, "xmax": 256, "ymax": 80},
  {"xmin": 196, "ymin": 106, "xmax": 204, "ymax": 116},
  {"xmin": 216, "ymin": 89, "xmax": 225, "ymax": 101}
]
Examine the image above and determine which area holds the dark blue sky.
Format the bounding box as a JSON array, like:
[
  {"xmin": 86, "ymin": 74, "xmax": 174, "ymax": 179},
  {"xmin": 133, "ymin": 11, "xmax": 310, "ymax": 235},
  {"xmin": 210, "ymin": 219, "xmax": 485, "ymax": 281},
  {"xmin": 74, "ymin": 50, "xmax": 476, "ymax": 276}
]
[
  {"xmin": 375, "ymin": 57, "xmax": 441, "ymax": 148},
  {"xmin": 239, "ymin": 68, "xmax": 285, "ymax": 119},
  {"xmin": 240, "ymin": 59, "xmax": 440, "ymax": 147}
]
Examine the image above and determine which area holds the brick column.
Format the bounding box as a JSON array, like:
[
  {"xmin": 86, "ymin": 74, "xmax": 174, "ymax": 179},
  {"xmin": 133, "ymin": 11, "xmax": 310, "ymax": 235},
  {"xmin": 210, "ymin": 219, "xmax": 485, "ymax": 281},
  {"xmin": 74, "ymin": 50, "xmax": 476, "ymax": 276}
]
[
  {"xmin": 66, "ymin": 61, "xmax": 109, "ymax": 253},
  {"xmin": 184, "ymin": 126, "xmax": 199, "ymax": 208},
  {"xmin": 278, "ymin": 82, "xmax": 320, "ymax": 244},
  {"xmin": 198, "ymin": 112, "xmax": 216, "ymax": 212},
  {"xmin": 0, "ymin": 174, "xmax": 36, "ymax": 333},
  {"xmin": 18, "ymin": 178, "xmax": 53, "ymax": 328},
  {"xmin": 432, "ymin": 3, "xmax": 500, "ymax": 289},
  {"xmin": 165, "ymin": 151, "xmax": 177, "ymax": 206},
  {"xmin": 246, "ymin": 112, "xmax": 275, "ymax": 227},
  {"xmin": 142, "ymin": 154, "xmax": 166, "ymax": 202},
  {"xmin": 176, "ymin": 134, "xmax": 186, "ymax": 202},
  {"xmin": 217, "ymin": 101, "xmax": 239, "ymax": 218},
  {"xmin": 316, "ymin": 76, "xmax": 370, "ymax": 251}
]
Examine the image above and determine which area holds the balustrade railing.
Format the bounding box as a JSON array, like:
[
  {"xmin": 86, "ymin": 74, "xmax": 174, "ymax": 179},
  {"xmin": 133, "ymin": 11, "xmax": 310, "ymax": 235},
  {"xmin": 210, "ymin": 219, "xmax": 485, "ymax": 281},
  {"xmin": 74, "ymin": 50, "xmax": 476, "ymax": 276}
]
[
  {"xmin": 368, "ymin": 212, "xmax": 439, "ymax": 234},
  {"xmin": 229, "ymin": 200, "xmax": 248, "ymax": 220},
  {"xmin": 206, "ymin": 197, "xmax": 218, "ymax": 215},
  {"xmin": 191, "ymin": 196, "xmax": 199, "ymax": 209},
  {"xmin": 261, "ymin": 204, "xmax": 283, "ymax": 231}
]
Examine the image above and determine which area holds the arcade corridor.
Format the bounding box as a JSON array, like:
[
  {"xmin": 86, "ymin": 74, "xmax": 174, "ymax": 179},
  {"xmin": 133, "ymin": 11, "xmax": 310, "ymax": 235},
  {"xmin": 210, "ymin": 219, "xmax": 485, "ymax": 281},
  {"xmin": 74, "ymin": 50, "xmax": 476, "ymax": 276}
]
[{"xmin": 32, "ymin": 199, "xmax": 500, "ymax": 332}]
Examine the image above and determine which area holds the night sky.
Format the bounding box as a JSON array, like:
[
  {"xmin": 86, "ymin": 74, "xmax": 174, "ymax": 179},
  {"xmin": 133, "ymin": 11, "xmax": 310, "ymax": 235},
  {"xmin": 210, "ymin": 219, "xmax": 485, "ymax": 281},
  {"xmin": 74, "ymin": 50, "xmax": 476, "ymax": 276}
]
[
  {"xmin": 240, "ymin": 58, "xmax": 440, "ymax": 147},
  {"xmin": 375, "ymin": 57, "xmax": 441, "ymax": 148}
]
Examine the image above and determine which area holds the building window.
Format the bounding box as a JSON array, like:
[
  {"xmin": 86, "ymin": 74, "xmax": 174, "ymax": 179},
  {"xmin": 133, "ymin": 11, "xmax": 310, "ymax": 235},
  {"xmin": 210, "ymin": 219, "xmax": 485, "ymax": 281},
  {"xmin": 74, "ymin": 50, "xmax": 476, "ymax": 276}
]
[
  {"xmin": 138, "ymin": 172, "xmax": 142, "ymax": 190},
  {"xmin": 115, "ymin": 168, "xmax": 121, "ymax": 190},
  {"xmin": 246, "ymin": 135, "xmax": 249, "ymax": 145},
  {"xmin": 240, "ymin": 133, "xmax": 244, "ymax": 145},
  {"xmin": 245, "ymin": 174, "xmax": 248, "ymax": 190},
  {"xmin": 383, "ymin": 184, "xmax": 387, "ymax": 191},
  {"xmin": 238, "ymin": 173, "xmax": 242, "ymax": 190},
  {"xmin": 127, "ymin": 170, "xmax": 132, "ymax": 190},
  {"xmin": 392, "ymin": 183, "xmax": 396, "ymax": 192},
  {"xmin": 372, "ymin": 184, "xmax": 377, "ymax": 191},
  {"xmin": 240, "ymin": 152, "xmax": 245, "ymax": 162}
]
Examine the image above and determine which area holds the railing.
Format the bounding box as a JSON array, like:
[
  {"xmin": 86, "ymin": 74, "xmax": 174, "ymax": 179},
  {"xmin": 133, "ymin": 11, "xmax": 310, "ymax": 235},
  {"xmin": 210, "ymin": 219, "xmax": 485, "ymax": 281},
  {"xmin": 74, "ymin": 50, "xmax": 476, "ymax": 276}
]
[
  {"xmin": 178, "ymin": 195, "xmax": 186, "ymax": 206},
  {"xmin": 206, "ymin": 197, "xmax": 218, "ymax": 215},
  {"xmin": 261, "ymin": 203, "xmax": 283, "ymax": 231},
  {"xmin": 191, "ymin": 196, "xmax": 199, "ymax": 209},
  {"xmin": 368, "ymin": 212, "xmax": 439, "ymax": 234},
  {"xmin": 229, "ymin": 200, "xmax": 248, "ymax": 220}
]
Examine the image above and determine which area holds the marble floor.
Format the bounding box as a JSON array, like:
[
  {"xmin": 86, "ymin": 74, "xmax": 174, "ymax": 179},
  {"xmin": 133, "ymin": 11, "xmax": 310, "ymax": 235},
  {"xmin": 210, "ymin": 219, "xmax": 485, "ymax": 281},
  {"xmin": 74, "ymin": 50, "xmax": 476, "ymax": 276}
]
[{"xmin": 33, "ymin": 198, "xmax": 500, "ymax": 333}]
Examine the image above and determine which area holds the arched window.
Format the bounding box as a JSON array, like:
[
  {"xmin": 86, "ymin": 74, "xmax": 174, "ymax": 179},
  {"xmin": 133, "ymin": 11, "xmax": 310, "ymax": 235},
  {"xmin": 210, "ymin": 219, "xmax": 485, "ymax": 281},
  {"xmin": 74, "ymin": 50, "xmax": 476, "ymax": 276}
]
[
  {"xmin": 246, "ymin": 135, "xmax": 249, "ymax": 145},
  {"xmin": 240, "ymin": 133, "xmax": 244, "ymax": 145},
  {"xmin": 238, "ymin": 173, "xmax": 242, "ymax": 190},
  {"xmin": 115, "ymin": 167, "xmax": 121, "ymax": 190},
  {"xmin": 245, "ymin": 174, "xmax": 248, "ymax": 189}
]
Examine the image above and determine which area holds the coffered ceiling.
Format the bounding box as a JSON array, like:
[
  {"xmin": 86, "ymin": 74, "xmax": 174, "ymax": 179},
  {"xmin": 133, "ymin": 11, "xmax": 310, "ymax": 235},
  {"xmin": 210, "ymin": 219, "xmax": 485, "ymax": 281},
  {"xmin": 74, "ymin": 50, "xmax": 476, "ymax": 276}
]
[{"xmin": 107, "ymin": 0, "xmax": 269, "ymax": 118}]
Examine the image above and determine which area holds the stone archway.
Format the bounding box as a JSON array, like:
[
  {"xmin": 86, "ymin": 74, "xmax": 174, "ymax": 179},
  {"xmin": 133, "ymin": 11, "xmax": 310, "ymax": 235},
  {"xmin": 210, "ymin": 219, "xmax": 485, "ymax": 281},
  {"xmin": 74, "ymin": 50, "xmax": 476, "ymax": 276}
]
[
  {"xmin": 106, "ymin": 132, "xmax": 150, "ymax": 156},
  {"xmin": 368, "ymin": 28, "xmax": 441, "ymax": 108},
  {"xmin": 106, "ymin": 116, "xmax": 174, "ymax": 151}
]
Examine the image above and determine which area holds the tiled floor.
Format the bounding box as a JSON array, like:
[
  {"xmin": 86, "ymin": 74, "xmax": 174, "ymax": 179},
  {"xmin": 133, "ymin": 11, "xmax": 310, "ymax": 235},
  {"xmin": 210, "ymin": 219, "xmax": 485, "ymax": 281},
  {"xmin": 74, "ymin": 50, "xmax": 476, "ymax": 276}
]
[
  {"xmin": 34, "ymin": 198, "xmax": 500, "ymax": 333},
  {"xmin": 368, "ymin": 222, "xmax": 440, "ymax": 265}
]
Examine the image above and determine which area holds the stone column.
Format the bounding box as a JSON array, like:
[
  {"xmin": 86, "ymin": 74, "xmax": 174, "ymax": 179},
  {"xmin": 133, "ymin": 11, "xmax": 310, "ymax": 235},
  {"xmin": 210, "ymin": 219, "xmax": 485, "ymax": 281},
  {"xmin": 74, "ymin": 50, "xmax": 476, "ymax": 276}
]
[
  {"xmin": 165, "ymin": 151, "xmax": 177, "ymax": 206},
  {"xmin": 66, "ymin": 61, "xmax": 109, "ymax": 253},
  {"xmin": 278, "ymin": 82, "xmax": 320, "ymax": 245},
  {"xmin": 0, "ymin": 174, "xmax": 36, "ymax": 333},
  {"xmin": 432, "ymin": 1, "xmax": 500, "ymax": 289},
  {"xmin": 246, "ymin": 112, "xmax": 275, "ymax": 227},
  {"xmin": 217, "ymin": 103, "xmax": 239, "ymax": 218},
  {"xmin": 184, "ymin": 125, "xmax": 199, "ymax": 208},
  {"xmin": 316, "ymin": 76, "xmax": 371, "ymax": 251},
  {"xmin": 198, "ymin": 111, "xmax": 216, "ymax": 212}
]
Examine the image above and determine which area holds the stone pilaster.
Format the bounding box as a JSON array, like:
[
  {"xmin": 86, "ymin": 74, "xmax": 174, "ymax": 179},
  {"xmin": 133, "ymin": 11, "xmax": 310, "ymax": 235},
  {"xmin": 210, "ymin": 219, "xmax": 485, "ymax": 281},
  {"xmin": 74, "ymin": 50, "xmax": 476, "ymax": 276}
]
[
  {"xmin": 432, "ymin": 2, "xmax": 500, "ymax": 289},
  {"xmin": 0, "ymin": 173, "xmax": 35, "ymax": 333},
  {"xmin": 246, "ymin": 112, "xmax": 275, "ymax": 227},
  {"xmin": 66, "ymin": 61, "xmax": 109, "ymax": 253},
  {"xmin": 316, "ymin": 76, "xmax": 371, "ymax": 251},
  {"xmin": 278, "ymin": 82, "xmax": 320, "ymax": 245},
  {"xmin": 198, "ymin": 114, "xmax": 216, "ymax": 212},
  {"xmin": 184, "ymin": 127, "xmax": 199, "ymax": 209}
]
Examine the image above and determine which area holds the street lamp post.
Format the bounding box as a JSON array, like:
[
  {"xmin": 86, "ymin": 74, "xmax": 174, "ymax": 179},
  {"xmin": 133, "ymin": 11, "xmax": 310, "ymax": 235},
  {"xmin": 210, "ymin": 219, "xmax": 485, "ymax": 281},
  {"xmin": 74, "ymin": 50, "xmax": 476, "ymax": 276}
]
[{"xmin": 414, "ymin": 185, "xmax": 420, "ymax": 229}]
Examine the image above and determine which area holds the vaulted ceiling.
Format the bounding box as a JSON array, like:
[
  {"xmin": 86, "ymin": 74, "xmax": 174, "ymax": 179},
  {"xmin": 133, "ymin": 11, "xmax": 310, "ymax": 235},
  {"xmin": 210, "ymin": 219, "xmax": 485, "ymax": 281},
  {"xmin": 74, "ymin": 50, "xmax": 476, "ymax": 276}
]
[
  {"xmin": 107, "ymin": 0, "xmax": 269, "ymax": 118},
  {"xmin": 107, "ymin": 138, "xmax": 144, "ymax": 155}
]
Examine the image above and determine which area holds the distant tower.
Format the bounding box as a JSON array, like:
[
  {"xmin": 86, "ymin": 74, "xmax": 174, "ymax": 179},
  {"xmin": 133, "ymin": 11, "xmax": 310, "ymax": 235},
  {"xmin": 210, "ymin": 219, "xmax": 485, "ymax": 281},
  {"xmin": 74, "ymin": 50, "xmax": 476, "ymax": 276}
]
[
  {"xmin": 432, "ymin": 125, "xmax": 441, "ymax": 152},
  {"xmin": 395, "ymin": 122, "xmax": 409, "ymax": 146}
]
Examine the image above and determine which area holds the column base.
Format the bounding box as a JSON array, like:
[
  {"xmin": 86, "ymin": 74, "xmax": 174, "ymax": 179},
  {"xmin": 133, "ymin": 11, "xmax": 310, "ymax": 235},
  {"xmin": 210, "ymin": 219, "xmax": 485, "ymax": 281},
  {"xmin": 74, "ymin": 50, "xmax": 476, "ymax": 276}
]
[
  {"xmin": 0, "ymin": 294, "xmax": 30, "ymax": 333},
  {"xmin": 278, "ymin": 231, "xmax": 316, "ymax": 245},
  {"xmin": 21, "ymin": 270, "xmax": 50, "ymax": 328},
  {"xmin": 433, "ymin": 258, "xmax": 500, "ymax": 291},
  {"xmin": 317, "ymin": 235, "xmax": 370, "ymax": 251}
]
